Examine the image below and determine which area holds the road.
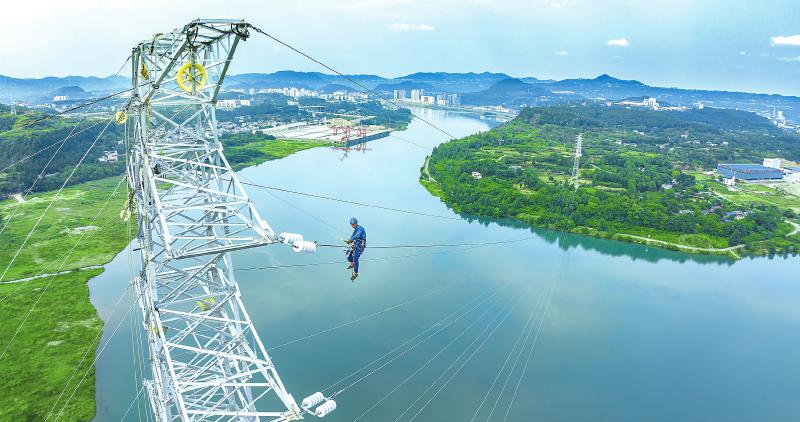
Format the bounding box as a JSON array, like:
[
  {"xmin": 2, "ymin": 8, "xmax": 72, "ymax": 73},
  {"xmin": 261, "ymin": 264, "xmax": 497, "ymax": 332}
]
[{"xmin": 423, "ymin": 155, "xmax": 436, "ymax": 183}]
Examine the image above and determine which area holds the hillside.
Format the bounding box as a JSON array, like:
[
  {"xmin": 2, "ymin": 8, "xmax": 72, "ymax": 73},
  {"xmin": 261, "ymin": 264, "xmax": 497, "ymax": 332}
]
[
  {"xmin": 421, "ymin": 104, "xmax": 800, "ymax": 257},
  {"xmin": 5, "ymin": 71, "xmax": 800, "ymax": 123},
  {"xmin": 460, "ymin": 78, "xmax": 567, "ymax": 107},
  {"xmin": 0, "ymin": 106, "xmax": 125, "ymax": 197}
]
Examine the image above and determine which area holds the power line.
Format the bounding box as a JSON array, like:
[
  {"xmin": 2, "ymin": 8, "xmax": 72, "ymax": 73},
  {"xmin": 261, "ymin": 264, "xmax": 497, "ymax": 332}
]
[
  {"xmin": 242, "ymin": 181, "xmax": 461, "ymax": 221},
  {"xmin": 0, "ymin": 56, "xmax": 131, "ymax": 175},
  {"xmin": 352, "ymin": 289, "xmax": 506, "ymax": 422},
  {"xmin": 325, "ymin": 288, "xmax": 505, "ymax": 398},
  {"xmin": 47, "ymin": 286, "xmax": 145, "ymax": 421},
  {"xmin": 0, "ymin": 176, "xmax": 125, "ymax": 361},
  {"xmin": 0, "ymin": 119, "xmax": 112, "ymax": 283},
  {"xmin": 0, "ymin": 84, "xmax": 137, "ymax": 139},
  {"xmin": 268, "ymin": 282, "xmax": 456, "ymax": 352},
  {"xmin": 316, "ymin": 237, "xmax": 536, "ymax": 249},
  {"xmin": 236, "ymin": 237, "xmax": 533, "ymax": 273},
  {"xmin": 0, "ymin": 117, "xmax": 111, "ymax": 238},
  {"xmin": 0, "ymin": 118, "xmax": 108, "ymax": 176},
  {"xmin": 247, "ymin": 24, "xmax": 459, "ymax": 141}
]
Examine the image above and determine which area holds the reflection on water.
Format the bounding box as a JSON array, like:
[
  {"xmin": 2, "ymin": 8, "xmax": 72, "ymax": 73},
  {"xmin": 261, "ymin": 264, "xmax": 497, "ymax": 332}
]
[{"xmin": 92, "ymin": 108, "xmax": 800, "ymax": 422}]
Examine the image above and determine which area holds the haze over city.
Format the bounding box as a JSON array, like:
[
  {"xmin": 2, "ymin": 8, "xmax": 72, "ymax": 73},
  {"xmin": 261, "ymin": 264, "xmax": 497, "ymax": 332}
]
[{"xmin": 2, "ymin": 0, "xmax": 799, "ymax": 95}]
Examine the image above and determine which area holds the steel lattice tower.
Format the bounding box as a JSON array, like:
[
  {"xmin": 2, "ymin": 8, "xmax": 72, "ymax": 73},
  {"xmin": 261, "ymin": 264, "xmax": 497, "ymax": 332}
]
[
  {"xmin": 571, "ymin": 133, "xmax": 583, "ymax": 190},
  {"xmin": 126, "ymin": 19, "xmax": 302, "ymax": 421}
]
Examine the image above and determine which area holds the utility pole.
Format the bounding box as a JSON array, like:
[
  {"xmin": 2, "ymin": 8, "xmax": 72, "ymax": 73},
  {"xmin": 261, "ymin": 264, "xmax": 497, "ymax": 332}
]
[
  {"xmin": 571, "ymin": 133, "xmax": 583, "ymax": 190},
  {"xmin": 124, "ymin": 20, "xmax": 303, "ymax": 421}
]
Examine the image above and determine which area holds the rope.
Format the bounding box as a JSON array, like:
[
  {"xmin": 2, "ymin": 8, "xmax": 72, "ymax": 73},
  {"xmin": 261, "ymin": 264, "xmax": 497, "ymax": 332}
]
[
  {"xmin": 242, "ymin": 181, "xmax": 460, "ymax": 221},
  {"xmin": 247, "ymin": 25, "xmax": 459, "ymax": 141}
]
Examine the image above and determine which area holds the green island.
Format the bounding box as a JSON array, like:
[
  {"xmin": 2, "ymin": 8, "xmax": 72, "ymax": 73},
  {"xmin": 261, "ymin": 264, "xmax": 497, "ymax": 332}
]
[
  {"xmin": 421, "ymin": 105, "xmax": 800, "ymax": 258},
  {"xmin": 0, "ymin": 118, "xmax": 330, "ymax": 420}
]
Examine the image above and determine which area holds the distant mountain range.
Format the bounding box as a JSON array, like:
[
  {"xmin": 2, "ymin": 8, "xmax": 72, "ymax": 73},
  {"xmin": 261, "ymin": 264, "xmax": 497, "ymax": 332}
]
[{"xmin": 2, "ymin": 71, "xmax": 798, "ymax": 121}]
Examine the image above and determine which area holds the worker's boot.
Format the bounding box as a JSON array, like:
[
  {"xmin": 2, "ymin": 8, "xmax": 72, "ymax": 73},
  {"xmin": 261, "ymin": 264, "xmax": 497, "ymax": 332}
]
[{"xmin": 351, "ymin": 272, "xmax": 358, "ymax": 282}]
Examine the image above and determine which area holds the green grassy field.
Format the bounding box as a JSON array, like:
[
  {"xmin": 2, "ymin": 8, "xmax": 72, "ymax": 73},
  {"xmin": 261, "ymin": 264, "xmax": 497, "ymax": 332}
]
[
  {"xmin": 0, "ymin": 269, "xmax": 105, "ymax": 421},
  {"xmin": 0, "ymin": 177, "xmax": 132, "ymax": 420},
  {"xmin": 0, "ymin": 177, "xmax": 131, "ymax": 281},
  {"xmin": 226, "ymin": 138, "xmax": 329, "ymax": 170},
  {"xmin": 0, "ymin": 136, "xmax": 330, "ymax": 420}
]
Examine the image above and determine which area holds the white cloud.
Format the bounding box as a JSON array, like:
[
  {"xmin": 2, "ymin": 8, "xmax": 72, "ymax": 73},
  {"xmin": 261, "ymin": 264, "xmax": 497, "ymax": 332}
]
[
  {"xmin": 550, "ymin": 1, "xmax": 579, "ymax": 7},
  {"xmin": 388, "ymin": 22, "xmax": 435, "ymax": 32},
  {"xmin": 739, "ymin": 51, "xmax": 746, "ymax": 56},
  {"xmin": 778, "ymin": 56, "xmax": 800, "ymax": 62},
  {"xmin": 555, "ymin": 50, "xmax": 568, "ymax": 56},
  {"xmin": 606, "ymin": 38, "xmax": 629, "ymax": 47},
  {"xmin": 771, "ymin": 35, "xmax": 800, "ymax": 46}
]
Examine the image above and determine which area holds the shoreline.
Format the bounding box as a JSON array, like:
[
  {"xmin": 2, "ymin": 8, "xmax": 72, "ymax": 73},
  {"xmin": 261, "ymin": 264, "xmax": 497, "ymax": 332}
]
[{"xmin": 419, "ymin": 171, "xmax": 798, "ymax": 260}]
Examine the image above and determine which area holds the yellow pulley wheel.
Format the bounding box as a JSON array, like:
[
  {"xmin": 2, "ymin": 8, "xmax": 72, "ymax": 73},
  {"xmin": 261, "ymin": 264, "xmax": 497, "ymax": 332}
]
[
  {"xmin": 176, "ymin": 62, "xmax": 207, "ymax": 93},
  {"xmin": 114, "ymin": 111, "xmax": 128, "ymax": 125}
]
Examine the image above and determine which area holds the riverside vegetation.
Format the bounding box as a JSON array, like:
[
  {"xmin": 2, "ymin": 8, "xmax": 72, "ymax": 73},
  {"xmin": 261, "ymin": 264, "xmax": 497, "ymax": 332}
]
[
  {"xmin": 422, "ymin": 105, "xmax": 800, "ymax": 257},
  {"xmin": 0, "ymin": 108, "xmax": 334, "ymax": 419}
]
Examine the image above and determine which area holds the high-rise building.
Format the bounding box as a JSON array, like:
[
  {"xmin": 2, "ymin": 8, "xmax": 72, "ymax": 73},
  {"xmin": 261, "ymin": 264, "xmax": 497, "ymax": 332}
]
[
  {"xmin": 447, "ymin": 94, "xmax": 460, "ymax": 106},
  {"xmin": 436, "ymin": 94, "xmax": 446, "ymax": 106},
  {"xmin": 410, "ymin": 89, "xmax": 423, "ymax": 102},
  {"xmin": 393, "ymin": 89, "xmax": 406, "ymax": 101}
]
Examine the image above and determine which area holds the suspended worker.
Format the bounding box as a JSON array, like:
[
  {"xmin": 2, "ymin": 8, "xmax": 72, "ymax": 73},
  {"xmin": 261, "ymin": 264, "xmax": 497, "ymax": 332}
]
[{"xmin": 345, "ymin": 217, "xmax": 366, "ymax": 281}]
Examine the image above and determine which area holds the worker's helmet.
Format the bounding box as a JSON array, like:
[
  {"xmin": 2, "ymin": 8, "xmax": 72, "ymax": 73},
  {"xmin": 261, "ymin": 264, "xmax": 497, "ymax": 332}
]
[{"xmin": 350, "ymin": 217, "xmax": 358, "ymax": 225}]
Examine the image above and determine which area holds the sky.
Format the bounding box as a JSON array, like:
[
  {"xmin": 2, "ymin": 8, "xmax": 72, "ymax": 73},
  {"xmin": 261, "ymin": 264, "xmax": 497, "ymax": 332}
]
[{"xmin": 1, "ymin": 0, "xmax": 799, "ymax": 95}]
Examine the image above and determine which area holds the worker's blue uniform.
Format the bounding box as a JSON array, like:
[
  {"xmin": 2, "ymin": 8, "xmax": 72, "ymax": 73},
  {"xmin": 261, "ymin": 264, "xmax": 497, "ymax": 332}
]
[{"xmin": 347, "ymin": 225, "xmax": 366, "ymax": 273}]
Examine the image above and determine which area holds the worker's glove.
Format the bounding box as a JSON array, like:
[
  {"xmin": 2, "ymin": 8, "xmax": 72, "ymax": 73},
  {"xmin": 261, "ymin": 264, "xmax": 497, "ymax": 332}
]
[{"xmin": 344, "ymin": 239, "xmax": 353, "ymax": 244}]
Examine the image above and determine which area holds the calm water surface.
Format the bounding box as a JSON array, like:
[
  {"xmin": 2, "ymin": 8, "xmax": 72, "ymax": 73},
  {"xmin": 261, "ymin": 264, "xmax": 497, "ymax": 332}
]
[{"xmin": 91, "ymin": 108, "xmax": 800, "ymax": 421}]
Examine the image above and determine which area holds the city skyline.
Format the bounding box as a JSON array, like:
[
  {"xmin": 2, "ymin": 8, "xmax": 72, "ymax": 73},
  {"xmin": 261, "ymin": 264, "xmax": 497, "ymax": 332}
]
[{"xmin": 1, "ymin": 0, "xmax": 799, "ymax": 96}]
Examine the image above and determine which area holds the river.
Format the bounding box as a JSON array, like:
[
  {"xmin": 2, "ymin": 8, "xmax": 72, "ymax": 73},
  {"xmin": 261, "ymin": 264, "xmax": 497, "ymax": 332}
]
[{"xmin": 90, "ymin": 107, "xmax": 800, "ymax": 421}]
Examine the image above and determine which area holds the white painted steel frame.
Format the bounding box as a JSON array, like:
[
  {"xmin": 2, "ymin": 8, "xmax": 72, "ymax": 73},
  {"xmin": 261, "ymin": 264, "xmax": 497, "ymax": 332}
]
[{"xmin": 127, "ymin": 19, "xmax": 302, "ymax": 421}]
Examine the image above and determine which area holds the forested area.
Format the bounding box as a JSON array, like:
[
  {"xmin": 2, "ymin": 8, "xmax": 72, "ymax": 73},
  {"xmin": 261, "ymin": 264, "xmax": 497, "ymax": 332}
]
[
  {"xmin": 0, "ymin": 106, "xmax": 124, "ymax": 197},
  {"xmin": 518, "ymin": 105, "xmax": 800, "ymax": 167},
  {"xmin": 425, "ymin": 105, "xmax": 800, "ymax": 255}
]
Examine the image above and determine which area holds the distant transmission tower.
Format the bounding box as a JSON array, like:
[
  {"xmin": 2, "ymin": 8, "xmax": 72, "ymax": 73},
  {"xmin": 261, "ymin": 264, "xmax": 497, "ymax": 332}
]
[
  {"xmin": 571, "ymin": 133, "xmax": 583, "ymax": 190},
  {"xmin": 123, "ymin": 20, "xmax": 305, "ymax": 421}
]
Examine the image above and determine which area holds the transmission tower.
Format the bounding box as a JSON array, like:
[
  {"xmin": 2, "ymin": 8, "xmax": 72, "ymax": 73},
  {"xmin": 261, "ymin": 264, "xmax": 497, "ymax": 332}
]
[
  {"xmin": 571, "ymin": 133, "xmax": 583, "ymax": 190},
  {"xmin": 124, "ymin": 20, "xmax": 303, "ymax": 421}
]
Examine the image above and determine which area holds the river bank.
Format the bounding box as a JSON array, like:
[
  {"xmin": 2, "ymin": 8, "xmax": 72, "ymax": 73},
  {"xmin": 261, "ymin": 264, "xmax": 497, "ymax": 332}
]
[
  {"xmin": 0, "ymin": 139, "xmax": 331, "ymax": 420},
  {"xmin": 92, "ymin": 108, "xmax": 800, "ymax": 421}
]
